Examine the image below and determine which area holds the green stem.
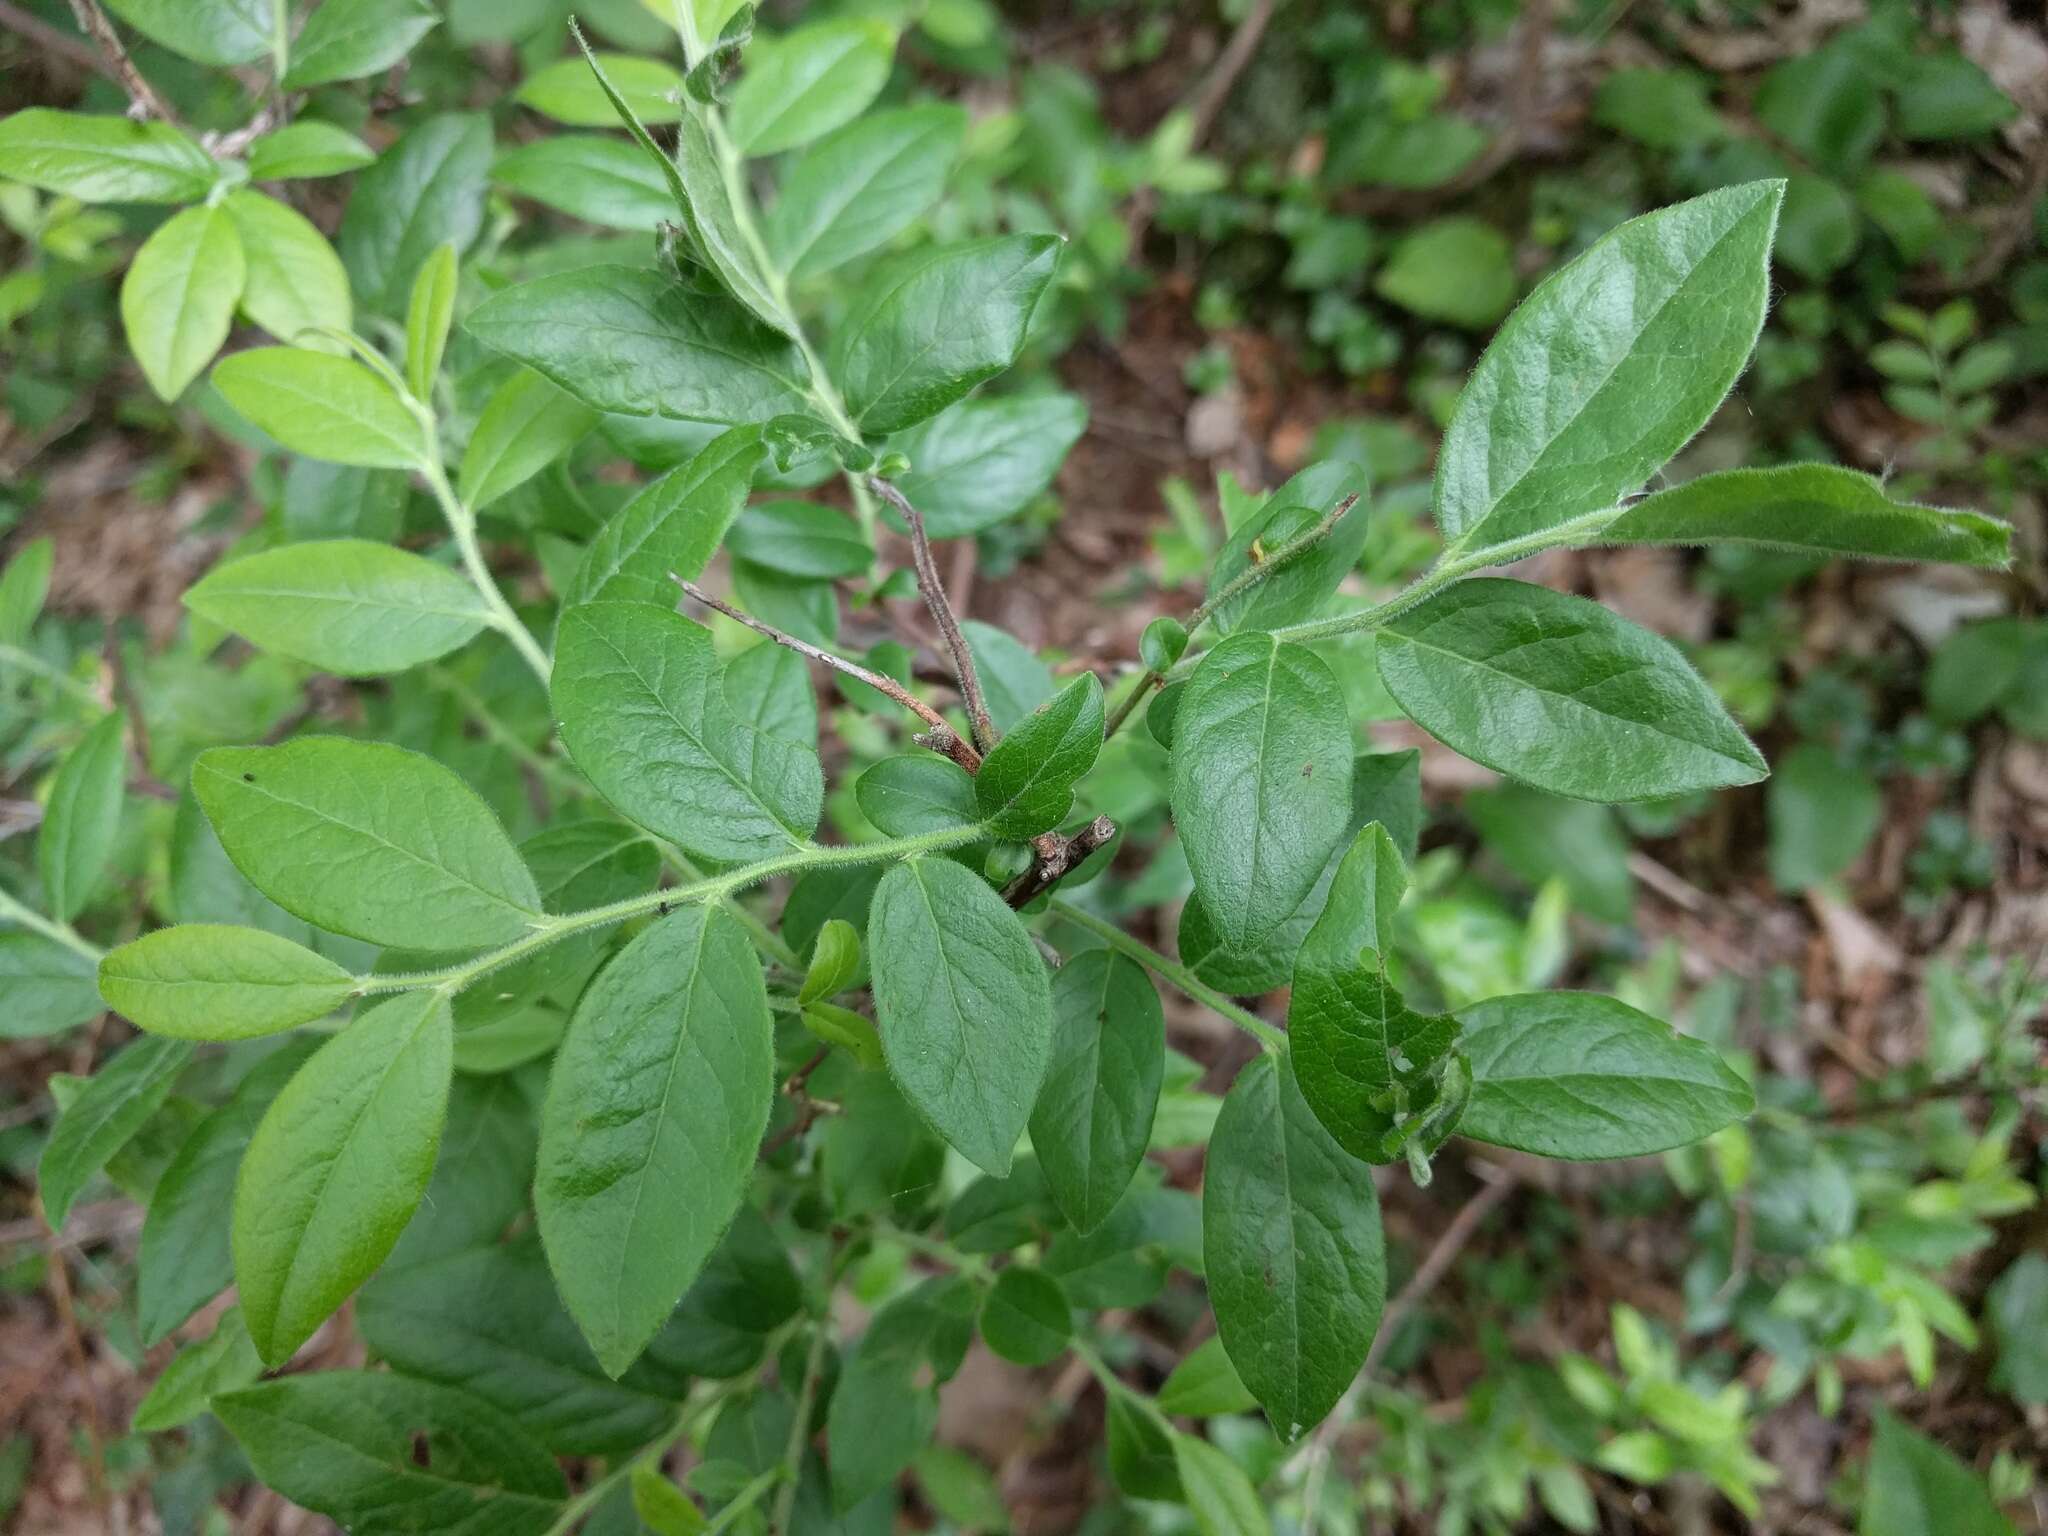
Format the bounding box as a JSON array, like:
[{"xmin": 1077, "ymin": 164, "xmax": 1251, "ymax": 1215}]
[
  {"xmin": 1045, "ymin": 898, "xmax": 1286, "ymax": 1051},
  {"xmin": 355, "ymin": 824, "xmax": 983, "ymax": 999},
  {"xmin": 663, "ymin": 846, "xmax": 802, "ymax": 970},
  {"xmin": 0, "ymin": 886, "xmax": 104, "ymax": 963},
  {"xmin": 537, "ymin": 1375, "xmax": 743, "ymax": 1536},
  {"xmin": 0, "ymin": 644, "xmax": 104, "ymax": 707},
  {"xmin": 767, "ymin": 1319, "xmax": 830, "ymax": 1536},
  {"xmin": 423, "ymin": 666, "xmax": 586, "ymax": 800},
  {"xmin": 418, "ymin": 457, "xmax": 554, "ymax": 689}
]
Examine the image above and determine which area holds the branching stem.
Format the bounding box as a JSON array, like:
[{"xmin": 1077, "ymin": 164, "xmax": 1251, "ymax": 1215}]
[
  {"xmin": 1046, "ymin": 897, "xmax": 1286, "ymax": 1051},
  {"xmin": 866, "ymin": 476, "xmax": 997, "ymax": 752},
  {"xmin": 417, "ymin": 456, "xmax": 554, "ymax": 689}
]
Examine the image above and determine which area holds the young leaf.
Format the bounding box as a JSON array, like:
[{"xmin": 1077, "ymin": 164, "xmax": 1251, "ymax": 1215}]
[
  {"xmin": 224, "ymin": 191, "xmax": 352, "ymax": 350},
  {"xmin": 465, "ymin": 266, "xmax": 811, "ymax": 424},
  {"xmin": 212, "ymin": 349, "xmax": 428, "ymax": 469},
  {"xmin": 516, "ymin": 52, "xmax": 685, "ymax": 125},
  {"xmin": 132, "ymin": 1305, "xmax": 264, "ymax": 1432},
  {"xmin": 358, "ymin": 1235, "xmax": 691, "ymax": 1455},
  {"xmin": 553, "ymin": 602, "xmax": 822, "ymax": 863},
  {"xmin": 868, "ymin": 856, "xmax": 1053, "ymax": 1177},
  {"xmin": 121, "ymin": 203, "xmax": 246, "ymax": 400},
  {"xmin": 184, "ymin": 539, "xmax": 493, "ymax": 675},
  {"xmin": 38, "ymin": 1035, "xmax": 193, "ymax": 1228},
  {"xmin": 338, "ymin": 113, "xmax": 492, "ymax": 314},
  {"xmin": 975, "ymin": 672, "xmax": 1105, "ymax": 837},
  {"xmin": 1288, "ymin": 826, "xmax": 1462, "ymax": 1163},
  {"xmin": 1375, "ymin": 579, "xmax": 1766, "ymax": 802},
  {"xmin": 1455, "ymin": 992, "xmax": 1754, "ymax": 1159},
  {"xmin": 1601, "ymin": 463, "xmax": 2010, "ymax": 567},
  {"xmin": 565, "ymin": 425, "xmax": 766, "ymax": 606},
  {"xmin": 458, "ymin": 368, "xmax": 601, "ymax": 511},
  {"xmin": 139, "ymin": 1041, "xmax": 317, "ymax": 1344},
  {"xmin": 765, "ymin": 105, "xmax": 966, "ymax": 281},
  {"xmin": 1030, "ymin": 951, "xmax": 1164, "ymax": 1234},
  {"xmin": 39, "ymin": 711, "xmax": 127, "ymax": 922},
  {"xmin": 1434, "ymin": 179, "xmax": 1785, "ymax": 551},
  {"xmin": 99, "ymin": 924, "xmax": 355, "ymax": 1040},
  {"xmin": 282, "ymin": 0, "xmax": 438, "ymax": 88},
  {"xmin": 0, "ymin": 535, "xmax": 54, "ymax": 644},
  {"xmin": 536, "ymin": 906, "xmax": 774, "ymax": 1377},
  {"xmin": 192, "ymin": 737, "xmax": 543, "ymax": 948},
  {"xmin": 1173, "ymin": 1431, "xmax": 1273, "ymax": 1536},
  {"xmin": 492, "ymin": 136, "xmax": 674, "ymax": 231},
  {"xmin": 247, "ymin": 121, "xmax": 377, "ymax": 180},
  {"xmin": 216, "ymin": 1372, "xmax": 567, "ymax": 1536},
  {"xmin": 855, "ymin": 754, "xmax": 979, "ymax": 837},
  {"xmin": 1157, "ymin": 1336, "xmax": 1258, "ymax": 1418},
  {"xmin": 0, "ymin": 932, "xmax": 105, "ymax": 1039},
  {"xmin": 980, "ymin": 1267, "xmax": 1071, "ymax": 1366},
  {"xmin": 1205, "ymin": 460, "xmax": 1371, "ymax": 636},
  {"xmin": 403, "ymin": 241, "xmax": 458, "ymax": 401},
  {"xmin": 233, "ymin": 991, "xmax": 453, "ymax": 1365},
  {"xmin": 0, "ymin": 110, "xmax": 218, "ymax": 203},
  {"xmin": 831, "ymin": 235, "xmax": 1063, "ymax": 434},
  {"xmin": 1171, "ymin": 633, "xmax": 1353, "ymax": 951},
  {"xmin": 727, "ymin": 18, "xmax": 896, "ymax": 155},
  {"xmin": 1204, "ymin": 1052, "xmax": 1385, "ymax": 1440},
  {"xmin": 799, "ymin": 918, "xmax": 861, "ymax": 1005}
]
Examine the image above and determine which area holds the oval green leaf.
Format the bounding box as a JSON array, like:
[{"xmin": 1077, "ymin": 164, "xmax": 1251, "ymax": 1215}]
[
  {"xmin": 99, "ymin": 924, "xmax": 355, "ymax": 1040},
  {"xmin": 1029, "ymin": 950, "xmax": 1163, "ymax": 1234}
]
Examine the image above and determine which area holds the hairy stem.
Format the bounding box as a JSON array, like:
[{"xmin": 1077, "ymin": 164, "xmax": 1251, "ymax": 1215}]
[
  {"xmin": 1046, "ymin": 897, "xmax": 1286, "ymax": 1051},
  {"xmin": 355, "ymin": 824, "xmax": 985, "ymax": 998},
  {"xmin": 418, "ymin": 457, "xmax": 554, "ymax": 689}
]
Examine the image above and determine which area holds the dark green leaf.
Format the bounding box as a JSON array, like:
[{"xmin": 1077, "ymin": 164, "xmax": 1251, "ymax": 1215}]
[
  {"xmin": 1467, "ymin": 784, "xmax": 1634, "ymax": 926},
  {"xmin": 963, "ymin": 620, "xmax": 1055, "ymax": 731},
  {"xmin": 1767, "ymin": 743, "xmax": 1880, "ymax": 890},
  {"xmin": 536, "ymin": 906, "xmax": 773, "ymax": 1377},
  {"xmin": 855, "ymin": 755, "xmax": 978, "ymax": 837},
  {"xmin": 1029, "ymin": 950, "xmax": 1163, "ymax": 1234},
  {"xmin": 885, "ymin": 394, "xmax": 1088, "ymax": 539},
  {"xmin": 566, "ymin": 425, "xmax": 766, "ymax": 607},
  {"xmin": 765, "ymin": 105, "xmax": 965, "ymax": 281},
  {"xmin": 828, "ymin": 1277, "xmax": 975, "ymax": 1510},
  {"xmin": 492, "ymin": 135, "xmax": 673, "ymax": 230},
  {"xmin": 975, "ymin": 673, "xmax": 1104, "ymax": 837},
  {"xmin": 1173, "ymin": 1431, "xmax": 1272, "ymax": 1536},
  {"xmin": 133, "ymin": 1305, "xmax": 264, "ymax": 1432},
  {"xmin": 1859, "ymin": 1410, "xmax": 2015, "ymax": 1536},
  {"xmin": 979, "ymin": 1267, "xmax": 1070, "ymax": 1366},
  {"xmin": 0, "ymin": 932, "xmax": 103, "ymax": 1039},
  {"xmin": 39, "ymin": 711, "xmax": 127, "ymax": 922},
  {"xmin": 284, "ymin": 0, "xmax": 439, "ymax": 88},
  {"xmin": 39, "ymin": 1035, "xmax": 193, "ymax": 1228},
  {"xmin": 1157, "ymin": 1336, "xmax": 1257, "ymax": 1418},
  {"xmin": 726, "ymin": 501, "xmax": 872, "ymax": 579},
  {"xmin": 1205, "ymin": 461, "xmax": 1371, "ymax": 636},
  {"xmin": 727, "ymin": 17, "xmax": 895, "ymax": 155},
  {"xmin": 339, "ymin": 114, "xmax": 492, "ymax": 314},
  {"xmin": 102, "ymin": 0, "xmax": 267, "ymax": 63}
]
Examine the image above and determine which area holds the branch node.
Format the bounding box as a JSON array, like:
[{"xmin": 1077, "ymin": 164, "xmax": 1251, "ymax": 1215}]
[{"xmin": 866, "ymin": 475, "xmax": 996, "ymax": 752}]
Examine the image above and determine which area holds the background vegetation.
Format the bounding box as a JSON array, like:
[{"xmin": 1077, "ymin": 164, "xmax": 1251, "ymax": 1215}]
[{"xmin": 0, "ymin": 0, "xmax": 2043, "ymax": 1532}]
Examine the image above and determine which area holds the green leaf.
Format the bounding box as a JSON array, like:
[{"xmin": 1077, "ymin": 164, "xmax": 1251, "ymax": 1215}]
[
  {"xmin": 465, "ymin": 265, "xmax": 811, "ymax": 424},
  {"xmin": 799, "ymin": 918, "xmax": 861, "ymax": 1005},
  {"xmin": 765, "ymin": 105, "xmax": 965, "ymax": 281},
  {"xmin": 385, "ymin": 1073, "xmax": 535, "ymax": 1271},
  {"xmin": 883, "ymin": 394, "xmax": 1087, "ymax": 540},
  {"xmin": 284, "ymin": 0, "xmax": 439, "ymax": 88},
  {"xmin": 1204, "ymin": 460, "xmax": 1371, "ymax": 636},
  {"xmin": 192, "ymin": 737, "xmax": 543, "ymax": 949},
  {"xmin": 669, "ymin": 111, "xmax": 792, "ymax": 337},
  {"xmin": 516, "ymin": 53, "xmax": 685, "ymax": 126},
  {"xmin": 1893, "ymin": 52, "xmax": 2016, "ymax": 143},
  {"xmin": 1204, "ymin": 1052, "xmax": 1385, "ymax": 1439},
  {"xmin": 1171, "ymin": 632, "xmax": 1353, "ymax": 951},
  {"xmin": 1456, "ymin": 992, "xmax": 1753, "ymax": 1159},
  {"xmin": 1603, "ymin": 464, "xmax": 2010, "ymax": 567},
  {"xmin": 184, "ymin": 539, "xmax": 492, "ymax": 675},
  {"xmin": 247, "ymin": 121, "xmax": 377, "ymax": 180},
  {"xmin": 855, "ymin": 754, "xmax": 979, "ymax": 837},
  {"xmin": 458, "ymin": 368, "xmax": 600, "ymax": 511},
  {"xmin": 1106, "ymin": 1392, "xmax": 1180, "ymax": 1499},
  {"xmin": 1986, "ymin": 1254, "xmax": 2048, "ymax": 1408},
  {"xmin": 359, "ymin": 1234, "xmax": 691, "ymax": 1455},
  {"xmin": 1376, "ymin": 578, "xmax": 1766, "ymax": 802},
  {"xmin": 39, "ymin": 712, "xmax": 127, "ymax": 922},
  {"xmin": 963, "ymin": 619, "xmax": 1057, "ymax": 732},
  {"xmin": 0, "ymin": 110, "xmax": 218, "ymax": 203},
  {"xmin": 283, "ymin": 459, "xmax": 408, "ymax": 542},
  {"xmin": 1434, "ymin": 180, "xmax": 1784, "ymax": 550},
  {"xmin": 100, "ymin": 0, "xmax": 270, "ymax": 65},
  {"xmin": 1029, "ymin": 950, "xmax": 1163, "ymax": 1234},
  {"xmin": 216, "ymin": 1371, "xmax": 567, "ymax": 1536},
  {"xmin": 980, "ymin": 1266, "xmax": 1071, "ymax": 1366},
  {"xmin": 915, "ymin": 1446, "xmax": 1004, "ymax": 1533},
  {"xmin": 553, "ymin": 602, "xmax": 822, "ymax": 863},
  {"xmin": 0, "ymin": 535, "xmax": 54, "ymax": 644},
  {"xmin": 565, "ymin": 425, "xmax": 766, "ymax": 607},
  {"xmin": 339, "ymin": 113, "xmax": 492, "ymax": 314},
  {"xmin": 1288, "ymin": 826, "xmax": 1461, "ymax": 1163},
  {"xmin": 634, "ymin": 1467, "xmax": 707, "ymax": 1536},
  {"xmin": 728, "ymin": 18, "xmax": 896, "ymax": 155},
  {"xmin": 726, "ymin": 501, "xmax": 872, "ymax": 579},
  {"xmin": 1173, "ymin": 1431, "xmax": 1272, "ymax": 1536},
  {"xmin": 402, "ymin": 241, "xmax": 457, "ymax": 401},
  {"xmin": 1767, "ymin": 743, "xmax": 1881, "ymax": 891},
  {"xmin": 868, "ymin": 857, "xmax": 1053, "ymax": 1177},
  {"xmin": 139, "ymin": 1042, "xmax": 316, "ymax": 1344},
  {"xmin": 492, "ymin": 135, "xmax": 673, "ymax": 230},
  {"xmin": 975, "ymin": 672, "xmax": 1104, "ymax": 837},
  {"xmin": 537, "ymin": 906, "xmax": 774, "ymax": 1377},
  {"xmin": 234, "ymin": 991, "xmax": 453, "ymax": 1365},
  {"xmin": 1467, "ymin": 784, "xmax": 1634, "ymax": 926},
  {"xmin": 212, "ymin": 348, "xmax": 427, "ymax": 469},
  {"xmin": 38, "ymin": 1035, "xmax": 193, "ymax": 1227},
  {"xmin": 725, "ymin": 639, "xmax": 817, "ymax": 748},
  {"xmin": 121, "ymin": 203, "xmax": 245, "ymax": 401},
  {"xmin": 133, "ymin": 1305, "xmax": 264, "ymax": 1432},
  {"xmin": 1860, "ymin": 1410, "xmax": 2015, "ymax": 1536},
  {"xmin": 828, "ymin": 1277, "xmax": 976, "ymax": 1510},
  {"xmin": 1157, "ymin": 1336, "xmax": 1257, "ymax": 1418},
  {"xmin": 832, "ymin": 234, "xmax": 1062, "ymax": 434},
  {"xmin": 98, "ymin": 924, "xmax": 355, "ymax": 1040},
  {"xmin": 1594, "ymin": 68, "xmax": 1725, "ymax": 149},
  {"xmin": 1374, "ymin": 216, "xmax": 1515, "ymax": 329},
  {"xmin": 0, "ymin": 931, "xmax": 104, "ymax": 1039},
  {"xmin": 224, "ymin": 190, "xmax": 352, "ymax": 350},
  {"xmin": 1775, "ymin": 172, "xmax": 1860, "ymax": 280}
]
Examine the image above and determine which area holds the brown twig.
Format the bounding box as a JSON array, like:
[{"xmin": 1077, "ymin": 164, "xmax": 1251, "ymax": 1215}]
[
  {"xmin": 866, "ymin": 476, "xmax": 996, "ymax": 753},
  {"xmin": 63, "ymin": 0, "xmax": 180, "ymax": 124},
  {"xmin": 0, "ymin": 0, "xmax": 110, "ymax": 79},
  {"xmin": 1004, "ymin": 815, "xmax": 1118, "ymax": 909},
  {"xmin": 671, "ymin": 574, "xmax": 983, "ymax": 772}
]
